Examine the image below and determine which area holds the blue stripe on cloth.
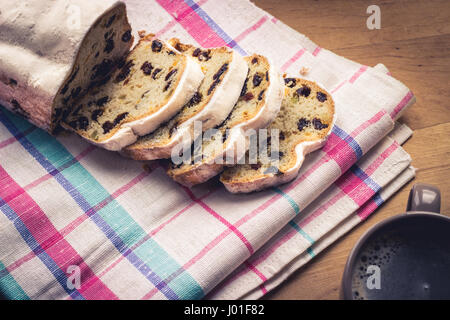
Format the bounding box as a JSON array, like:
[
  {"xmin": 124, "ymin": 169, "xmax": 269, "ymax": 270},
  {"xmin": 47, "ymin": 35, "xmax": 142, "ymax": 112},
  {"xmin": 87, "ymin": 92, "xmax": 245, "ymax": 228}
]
[
  {"xmin": 306, "ymin": 247, "xmax": 316, "ymax": 258},
  {"xmin": 350, "ymin": 165, "xmax": 382, "ymax": 193},
  {"xmin": 273, "ymin": 188, "xmax": 315, "ymax": 256},
  {"xmin": 0, "ymin": 199, "xmax": 84, "ymax": 299},
  {"xmin": 183, "ymin": 0, "xmax": 248, "ymax": 55},
  {"xmin": 273, "ymin": 187, "xmax": 300, "ymax": 215},
  {"xmin": 288, "ymin": 221, "xmax": 315, "ymax": 245},
  {"xmin": 372, "ymin": 193, "xmax": 384, "ymax": 206},
  {"xmin": 0, "ymin": 108, "xmax": 204, "ymax": 300},
  {"xmin": 332, "ymin": 125, "xmax": 364, "ymax": 160},
  {"xmin": 0, "ymin": 262, "xmax": 29, "ymax": 300}
]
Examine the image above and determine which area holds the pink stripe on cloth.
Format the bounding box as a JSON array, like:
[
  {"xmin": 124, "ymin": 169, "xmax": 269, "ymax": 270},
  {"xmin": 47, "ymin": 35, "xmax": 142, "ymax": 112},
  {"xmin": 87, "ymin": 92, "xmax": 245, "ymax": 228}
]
[
  {"xmin": 156, "ymin": 0, "xmax": 228, "ymax": 48},
  {"xmin": 234, "ymin": 16, "xmax": 269, "ymax": 43},
  {"xmin": 23, "ymin": 146, "xmax": 95, "ymax": 192},
  {"xmin": 59, "ymin": 169, "xmax": 151, "ymax": 237},
  {"xmin": 244, "ymin": 261, "xmax": 267, "ymax": 282},
  {"xmin": 98, "ymin": 188, "xmax": 216, "ymax": 282},
  {"xmin": 357, "ymin": 197, "xmax": 381, "ymax": 220},
  {"xmin": 349, "ymin": 65, "xmax": 368, "ymax": 84},
  {"xmin": 184, "ymin": 187, "xmax": 254, "ymax": 255},
  {"xmin": 390, "ymin": 91, "xmax": 414, "ymax": 119},
  {"xmin": 281, "ymin": 48, "xmax": 306, "ymax": 72},
  {"xmin": 0, "ymin": 165, "xmax": 118, "ymax": 300},
  {"xmin": 312, "ymin": 46, "xmax": 322, "ymax": 56},
  {"xmin": 0, "ymin": 127, "xmax": 36, "ymax": 150}
]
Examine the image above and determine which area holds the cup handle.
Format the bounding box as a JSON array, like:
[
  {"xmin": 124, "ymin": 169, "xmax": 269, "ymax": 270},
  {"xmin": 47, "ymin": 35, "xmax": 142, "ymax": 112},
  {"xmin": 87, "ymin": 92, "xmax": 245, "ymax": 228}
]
[{"xmin": 406, "ymin": 183, "xmax": 441, "ymax": 213}]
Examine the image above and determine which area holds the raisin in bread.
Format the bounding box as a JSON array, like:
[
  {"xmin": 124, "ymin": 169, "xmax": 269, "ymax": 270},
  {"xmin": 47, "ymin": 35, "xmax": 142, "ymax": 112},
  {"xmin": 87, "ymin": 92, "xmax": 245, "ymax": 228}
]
[
  {"xmin": 121, "ymin": 38, "xmax": 248, "ymax": 160},
  {"xmin": 166, "ymin": 54, "xmax": 284, "ymax": 187},
  {"xmin": 62, "ymin": 35, "xmax": 204, "ymax": 151},
  {"xmin": 0, "ymin": 0, "xmax": 133, "ymax": 132},
  {"xmin": 220, "ymin": 78, "xmax": 336, "ymax": 193}
]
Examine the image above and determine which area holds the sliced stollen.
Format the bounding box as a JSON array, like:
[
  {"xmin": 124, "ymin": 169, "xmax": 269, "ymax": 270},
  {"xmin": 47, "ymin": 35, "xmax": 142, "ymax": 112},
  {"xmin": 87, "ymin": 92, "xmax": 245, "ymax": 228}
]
[
  {"xmin": 166, "ymin": 54, "xmax": 284, "ymax": 187},
  {"xmin": 121, "ymin": 38, "xmax": 248, "ymax": 160},
  {"xmin": 0, "ymin": 0, "xmax": 133, "ymax": 133},
  {"xmin": 220, "ymin": 78, "xmax": 336, "ymax": 193},
  {"xmin": 62, "ymin": 34, "xmax": 204, "ymax": 151}
]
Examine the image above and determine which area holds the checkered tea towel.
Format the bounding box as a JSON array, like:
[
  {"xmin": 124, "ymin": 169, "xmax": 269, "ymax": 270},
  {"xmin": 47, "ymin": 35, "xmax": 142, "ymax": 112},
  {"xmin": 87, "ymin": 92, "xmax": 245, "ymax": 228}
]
[{"xmin": 0, "ymin": 0, "xmax": 415, "ymax": 299}]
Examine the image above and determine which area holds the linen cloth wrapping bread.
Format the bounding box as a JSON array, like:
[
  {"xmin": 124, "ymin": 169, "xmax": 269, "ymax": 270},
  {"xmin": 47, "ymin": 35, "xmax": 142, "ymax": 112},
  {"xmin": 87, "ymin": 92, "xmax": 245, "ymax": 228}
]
[{"xmin": 0, "ymin": 0, "xmax": 416, "ymax": 300}]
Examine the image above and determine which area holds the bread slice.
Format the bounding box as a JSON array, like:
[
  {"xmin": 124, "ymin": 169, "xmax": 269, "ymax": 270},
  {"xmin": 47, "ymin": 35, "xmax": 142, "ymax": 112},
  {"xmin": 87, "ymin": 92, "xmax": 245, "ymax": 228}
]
[
  {"xmin": 62, "ymin": 34, "xmax": 204, "ymax": 151},
  {"xmin": 166, "ymin": 54, "xmax": 284, "ymax": 187},
  {"xmin": 0, "ymin": 0, "xmax": 132, "ymax": 133},
  {"xmin": 121, "ymin": 38, "xmax": 248, "ymax": 160},
  {"xmin": 220, "ymin": 78, "xmax": 336, "ymax": 193}
]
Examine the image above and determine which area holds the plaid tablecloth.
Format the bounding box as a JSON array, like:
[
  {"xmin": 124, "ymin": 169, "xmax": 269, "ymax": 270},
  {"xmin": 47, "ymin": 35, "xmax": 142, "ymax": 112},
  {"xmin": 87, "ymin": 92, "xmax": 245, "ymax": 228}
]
[{"xmin": 0, "ymin": 0, "xmax": 415, "ymax": 300}]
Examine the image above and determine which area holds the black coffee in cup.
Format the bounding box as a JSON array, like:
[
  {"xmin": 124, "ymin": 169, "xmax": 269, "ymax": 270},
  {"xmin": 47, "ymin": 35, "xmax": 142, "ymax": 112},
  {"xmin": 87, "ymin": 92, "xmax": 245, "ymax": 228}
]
[{"xmin": 350, "ymin": 215, "xmax": 450, "ymax": 300}]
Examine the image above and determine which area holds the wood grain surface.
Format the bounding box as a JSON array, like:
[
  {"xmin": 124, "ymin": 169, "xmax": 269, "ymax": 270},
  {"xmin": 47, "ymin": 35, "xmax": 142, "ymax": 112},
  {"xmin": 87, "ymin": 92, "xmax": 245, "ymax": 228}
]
[{"xmin": 254, "ymin": 0, "xmax": 450, "ymax": 300}]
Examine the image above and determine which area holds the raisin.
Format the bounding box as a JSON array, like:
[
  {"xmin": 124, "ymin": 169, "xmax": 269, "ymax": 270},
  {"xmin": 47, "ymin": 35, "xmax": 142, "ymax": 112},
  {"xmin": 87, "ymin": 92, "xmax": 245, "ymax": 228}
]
[
  {"xmin": 208, "ymin": 79, "xmax": 220, "ymax": 95},
  {"xmin": 251, "ymin": 57, "xmax": 258, "ymax": 64},
  {"xmin": 68, "ymin": 120, "xmax": 78, "ymax": 130},
  {"xmin": 297, "ymin": 118, "xmax": 310, "ymax": 131},
  {"xmin": 253, "ymin": 74, "xmax": 262, "ymax": 87},
  {"xmin": 240, "ymin": 78, "xmax": 249, "ymax": 97},
  {"xmin": 152, "ymin": 68, "xmax": 162, "ymax": 79},
  {"xmin": 165, "ymin": 69, "xmax": 178, "ymax": 81},
  {"xmin": 316, "ymin": 91, "xmax": 327, "ymax": 102},
  {"xmin": 102, "ymin": 121, "xmax": 114, "ymax": 134},
  {"xmin": 104, "ymin": 30, "xmax": 114, "ymax": 40},
  {"xmin": 9, "ymin": 78, "xmax": 17, "ymax": 86},
  {"xmin": 78, "ymin": 117, "xmax": 89, "ymax": 130},
  {"xmin": 265, "ymin": 71, "xmax": 269, "ymax": 81},
  {"xmin": 192, "ymin": 48, "xmax": 201, "ymax": 57},
  {"xmin": 251, "ymin": 163, "xmax": 261, "ymax": 170},
  {"xmin": 91, "ymin": 59, "xmax": 113, "ymax": 80},
  {"xmin": 279, "ymin": 131, "xmax": 285, "ymax": 140},
  {"xmin": 96, "ymin": 96, "xmax": 109, "ymax": 106},
  {"xmin": 54, "ymin": 108, "xmax": 63, "ymax": 119},
  {"xmin": 122, "ymin": 30, "xmax": 132, "ymax": 42},
  {"xmin": 168, "ymin": 50, "xmax": 175, "ymax": 55},
  {"xmin": 175, "ymin": 43, "xmax": 184, "ymax": 52},
  {"xmin": 60, "ymin": 84, "xmax": 69, "ymax": 95},
  {"xmin": 141, "ymin": 61, "xmax": 153, "ymax": 75},
  {"xmin": 312, "ymin": 118, "xmax": 329, "ymax": 130},
  {"xmin": 164, "ymin": 81, "xmax": 172, "ymax": 92},
  {"xmin": 151, "ymin": 40, "xmax": 163, "ymax": 52},
  {"xmin": 186, "ymin": 92, "xmax": 202, "ymax": 107},
  {"xmin": 72, "ymin": 104, "xmax": 83, "ymax": 116},
  {"xmin": 91, "ymin": 109, "xmax": 103, "ymax": 122},
  {"xmin": 114, "ymin": 112, "xmax": 128, "ymax": 126},
  {"xmin": 71, "ymin": 86, "xmax": 81, "ymax": 99},
  {"xmin": 106, "ymin": 14, "xmax": 116, "ymax": 28},
  {"xmin": 243, "ymin": 92, "xmax": 254, "ymax": 101},
  {"xmin": 213, "ymin": 63, "xmax": 229, "ymax": 80},
  {"xmin": 284, "ymin": 78, "xmax": 296, "ymax": 88},
  {"xmin": 296, "ymin": 85, "xmax": 311, "ymax": 97},
  {"xmin": 115, "ymin": 60, "xmax": 134, "ymax": 82},
  {"xmin": 104, "ymin": 38, "xmax": 115, "ymax": 53},
  {"xmin": 258, "ymin": 90, "xmax": 265, "ymax": 101},
  {"xmin": 67, "ymin": 67, "xmax": 79, "ymax": 84},
  {"xmin": 201, "ymin": 50, "xmax": 211, "ymax": 61}
]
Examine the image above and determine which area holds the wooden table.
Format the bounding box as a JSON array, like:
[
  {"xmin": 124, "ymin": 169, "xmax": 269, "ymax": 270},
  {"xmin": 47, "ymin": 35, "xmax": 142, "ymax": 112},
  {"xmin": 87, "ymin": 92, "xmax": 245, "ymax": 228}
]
[{"xmin": 256, "ymin": 0, "xmax": 450, "ymax": 300}]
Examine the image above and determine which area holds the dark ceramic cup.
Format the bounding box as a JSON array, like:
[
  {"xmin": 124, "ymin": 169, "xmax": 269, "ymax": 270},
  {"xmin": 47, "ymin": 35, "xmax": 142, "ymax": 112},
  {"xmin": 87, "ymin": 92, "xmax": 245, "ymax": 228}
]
[{"xmin": 341, "ymin": 183, "xmax": 450, "ymax": 300}]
